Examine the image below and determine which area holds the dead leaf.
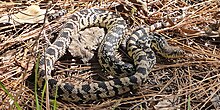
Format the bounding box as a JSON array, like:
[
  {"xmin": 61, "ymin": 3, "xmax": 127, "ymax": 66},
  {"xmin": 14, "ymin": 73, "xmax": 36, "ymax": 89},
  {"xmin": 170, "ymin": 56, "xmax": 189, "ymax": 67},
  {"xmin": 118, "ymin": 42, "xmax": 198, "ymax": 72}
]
[{"xmin": 0, "ymin": 5, "xmax": 48, "ymax": 25}]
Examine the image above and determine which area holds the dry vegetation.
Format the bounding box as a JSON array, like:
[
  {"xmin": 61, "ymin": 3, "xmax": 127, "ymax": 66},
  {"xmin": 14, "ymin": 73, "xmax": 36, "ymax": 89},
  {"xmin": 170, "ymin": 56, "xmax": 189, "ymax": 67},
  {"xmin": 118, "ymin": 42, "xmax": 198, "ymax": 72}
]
[{"xmin": 0, "ymin": 0, "xmax": 220, "ymax": 109}]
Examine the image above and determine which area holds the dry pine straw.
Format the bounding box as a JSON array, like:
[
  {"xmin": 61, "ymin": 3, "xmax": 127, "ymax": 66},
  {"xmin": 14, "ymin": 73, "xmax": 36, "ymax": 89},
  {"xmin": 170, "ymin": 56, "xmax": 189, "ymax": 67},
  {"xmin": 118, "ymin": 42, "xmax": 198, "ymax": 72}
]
[{"xmin": 0, "ymin": 0, "xmax": 220, "ymax": 109}]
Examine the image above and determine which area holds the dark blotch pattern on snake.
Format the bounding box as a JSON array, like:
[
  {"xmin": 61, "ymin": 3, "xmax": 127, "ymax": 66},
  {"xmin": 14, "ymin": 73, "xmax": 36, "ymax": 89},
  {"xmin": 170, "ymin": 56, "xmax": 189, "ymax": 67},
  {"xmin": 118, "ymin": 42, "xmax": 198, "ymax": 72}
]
[{"xmin": 38, "ymin": 8, "xmax": 184, "ymax": 102}]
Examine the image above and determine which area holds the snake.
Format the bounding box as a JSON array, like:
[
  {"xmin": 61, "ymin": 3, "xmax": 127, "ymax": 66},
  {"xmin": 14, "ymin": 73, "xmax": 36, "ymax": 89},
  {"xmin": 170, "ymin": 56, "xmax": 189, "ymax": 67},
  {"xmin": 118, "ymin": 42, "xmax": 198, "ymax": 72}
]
[{"xmin": 38, "ymin": 8, "xmax": 184, "ymax": 102}]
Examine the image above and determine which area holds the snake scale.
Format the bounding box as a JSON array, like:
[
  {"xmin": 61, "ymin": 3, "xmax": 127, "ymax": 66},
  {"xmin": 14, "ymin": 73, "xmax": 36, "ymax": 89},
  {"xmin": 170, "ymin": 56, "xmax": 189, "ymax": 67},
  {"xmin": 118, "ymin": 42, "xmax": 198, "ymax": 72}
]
[{"xmin": 38, "ymin": 8, "xmax": 184, "ymax": 102}]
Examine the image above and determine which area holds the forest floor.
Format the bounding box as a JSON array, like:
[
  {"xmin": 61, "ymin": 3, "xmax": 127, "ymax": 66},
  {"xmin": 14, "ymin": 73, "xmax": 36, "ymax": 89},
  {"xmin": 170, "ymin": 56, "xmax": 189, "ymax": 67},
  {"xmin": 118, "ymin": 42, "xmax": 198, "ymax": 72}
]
[{"xmin": 0, "ymin": 0, "xmax": 220, "ymax": 109}]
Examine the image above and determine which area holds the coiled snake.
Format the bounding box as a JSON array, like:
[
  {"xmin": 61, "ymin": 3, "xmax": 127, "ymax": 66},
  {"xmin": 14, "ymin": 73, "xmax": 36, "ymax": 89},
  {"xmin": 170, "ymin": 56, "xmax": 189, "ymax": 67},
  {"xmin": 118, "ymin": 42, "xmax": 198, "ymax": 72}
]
[{"xmin": 38, "ymin": 8, "xmax": 184, "ymax": 102}]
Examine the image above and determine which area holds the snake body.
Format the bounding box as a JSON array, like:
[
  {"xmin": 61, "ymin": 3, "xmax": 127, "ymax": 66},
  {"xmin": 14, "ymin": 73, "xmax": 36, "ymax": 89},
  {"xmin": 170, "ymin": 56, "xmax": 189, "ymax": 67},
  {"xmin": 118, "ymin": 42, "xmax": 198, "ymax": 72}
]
[{"xmin": 38, "ymin": 8, "xmax": 184, "ymax": 102}]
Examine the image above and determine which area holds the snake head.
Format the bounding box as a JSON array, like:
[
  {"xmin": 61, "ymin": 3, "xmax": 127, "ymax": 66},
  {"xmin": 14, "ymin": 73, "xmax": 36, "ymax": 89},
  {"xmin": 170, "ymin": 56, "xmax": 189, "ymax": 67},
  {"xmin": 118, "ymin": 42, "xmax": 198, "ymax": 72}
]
[
  {"xmin": 159, "ymin": 46, "xmax": 185, "ymax": 58},
  {"xmin": 150, "ymin": 33, "xmax": 185, "ymax": 58}
]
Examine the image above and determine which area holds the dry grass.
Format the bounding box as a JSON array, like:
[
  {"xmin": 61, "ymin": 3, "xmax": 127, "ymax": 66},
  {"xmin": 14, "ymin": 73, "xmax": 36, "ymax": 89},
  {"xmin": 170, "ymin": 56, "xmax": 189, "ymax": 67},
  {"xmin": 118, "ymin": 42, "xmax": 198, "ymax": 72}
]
[{"xmin": 0, "ymin": 0, "xmax": 220, "ymax": 109}]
